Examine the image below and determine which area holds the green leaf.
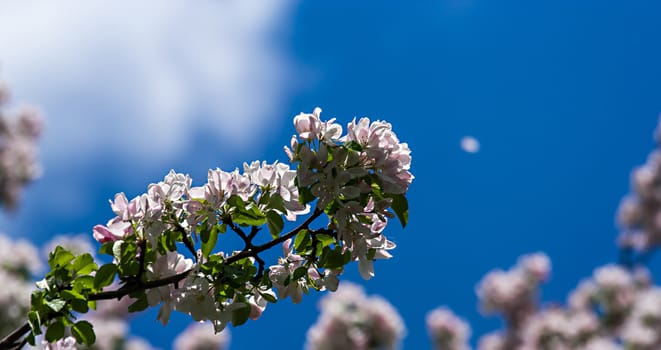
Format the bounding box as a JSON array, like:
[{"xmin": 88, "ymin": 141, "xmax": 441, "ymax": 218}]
[
  {"xmin": 26, "ymin": 333, "xmax": 36, "ymax": 346},
  {"xmin": 72, "ymin": 320, "xmax": 96, "ymax": 346},
  {"xmin": 94, "ymin": 263, "xmax": 117, "ymax": 290},
  {"xmin": 366, "ymin": 248, "xmax": 377, "ymax": 260},
  {"xmin": 70, "ymin": 298, "xmax": 89, "ymax": 313},
  {"xmin": 292, "ymin": 266, "xmax": 308, "ymax": 281},
  {"xmin": 45, "ymin": 320, "xmax": 65, "ymax": 342},
  {"xmin": 164, "ymin": 230, "xmax": 178, "ymax": 252},
  {"xmin": 315, "ymin": 234, "xmax": 335, "ymax": 248},
  {"xmin": 298, "ymin": 186, "xmax": 316, "ymax": 205},
  {"xmin": 260, "ymin": 291, "xmax": 277, "ymax": 303},
  {"xmin": 45, "ymin": 299, "xmax": 67, "ymax": 313},
  {"xmin": 231, "ymin": 303, "xmax": 251, "ymax": 326},
  {"xmin": 73, "ymin": 275, "xmax": 95, "ymax": 292},
  {"xmin": 344, "ymin": 140, "xmax": 363, "ymax": 151},
  {"xmin": 72, "ymin": 253, "xmax": 97, "ymax": 275},
  {"xmin": 388, "ymin": 193, "xmax": 409, "ymax": 228},
  {"xmin": 200, "ymin": 225, "xmax": 210, "ymax": 243},
  {"xmin": 266, "ymin": 210, "xmax": 284, "ymax": 238},
  {"xmin": 128, "ymin": 293, "xmax": 148, "ymax": 313},
  {"xmin": 27, "ymin": 311, "xmax": 42, "ymax": 335},
  {"xmin": 227, "ymin": 194, "xmax": 246, "ymax": 207},
  {"xmin": 30, "ymin": 290, "xmax": 45, "ymax": 308},
  {"xmin": 320, "ymin": 246, "xmax": 351, "ymax": 269},
  {"xmin": 232, "ymin": 204, "xmax": 267, "ymax": 227},
  {"xmin": 267, "ymin": 193, "xmax": 288, "ymax": 214},
  {"xmin": 99, "ymin": 241, "xmax": 115, "ymax": 256},
  {"xmin": 49, "ymin": 247, "xmax": 75, "ymax": 269},
  {"xmin": 201, "ymin": 225, "xmax": 219, "ymax": 258},
  {"xmin": 294, "ymin": 229, "xmax": 310, "ymax": 252}
]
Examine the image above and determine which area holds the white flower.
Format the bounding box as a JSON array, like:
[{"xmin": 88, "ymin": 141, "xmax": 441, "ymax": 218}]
[{"xmin": 174, "ymin": 321, "xmax": 231, "ymax": 350}]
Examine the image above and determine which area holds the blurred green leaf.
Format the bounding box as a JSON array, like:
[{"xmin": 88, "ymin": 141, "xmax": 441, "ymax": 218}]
[
  {"xmin": 94, "ymin": 264, "xmax": 117, "ymax": 290},
  {"xmin": 231, "ymin": 303, "xmax": 251, "ymax": 326},
  {"xmin": 202, "ymin": 225, "xmax": 219, "ymax": 258},
  {"xmin": 72, "ymin": 320, "xmax": 95, "ymax": 346},
  {"xmin": 389, "ymin": 193, "xmax": 409, "ymax": 228},
  {"xmin": 266, "ymin": 210, "xmax": 284, "ymax": 238},
  {"xmin": 45, "ymin": 320, "xmax": 64, "ymax": 342}
]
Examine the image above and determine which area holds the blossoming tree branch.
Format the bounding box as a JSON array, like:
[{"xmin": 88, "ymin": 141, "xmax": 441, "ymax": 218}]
[{"xmin": 0, "ymin": 106, "xmax": 413, "ymax": 349}]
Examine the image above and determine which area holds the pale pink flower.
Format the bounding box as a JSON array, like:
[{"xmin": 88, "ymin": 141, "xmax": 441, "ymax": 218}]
[
  {"xmin": 0, "ymin": 234, "xmax": 42, "ymax": 275},
  {"xmin": 426, "ymin": 307, "xmax": 471, "ymax": 350},
  {"xmin": 343, "ymin": 117, "xmax": 413, "ymax": 194},
  {"xmin": 173, "ymin": 276, "xmax": 222, "ymax": 323},
  {"xmin": 92, "ymin": 218, "xmax": 132, "ymax": 243},
  {"xmin": 621, "ymin": 288, "xmax": 661, "ymax": 348},
  {"xmin": 294, "ymin": 107, "xmax": 323, "ymax": 141},
  {"xmin": 124, "ymin": 337, "xmax": 158, "ymax": 350},
  {"xmin": 476, "ymin": 253, "xmax": 550, "ymax": 327},
  {"xmin": 519, "ymin": 252, "xmax": 551, "ymax": 282},
  {"xmin": 579, "ymin": 338, "xmax": 622, "ymax": 350},
  {"xmin": 519, "ymin": 308, "xmax": 599, "ymax": 349},
  {"xmin": 173, "ymin": 321, "xmax": 230, "ymax": 350},
  {"xmin": 306, "ymin": 282, "xmax": 405, "ymax": 350},
  {"xmin": 42, "ymin": 336, "xmax": 77, "ymax": 350},
  {"xmin": 477, "ymin": 332, "xmax": 505, "ymax": 350},
  {"xmin": 268, "ymin": 241, "xmax": 306, "ymax": 304},
  {"xmin": 243, "ymin": 160, "xmax": 309, "ymax": 220},
  {"xmin": 0, "ymin": 90, "xmax": 43, "ymax": 210},
  {"xmin": 145, "ymin": 252, "xmax": 194, "ymax": 325}
]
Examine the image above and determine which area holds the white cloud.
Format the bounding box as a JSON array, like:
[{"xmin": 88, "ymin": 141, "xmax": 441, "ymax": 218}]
[{"xmin": 0, "ymin": 0, "xmax": 298, "ymax": 165}]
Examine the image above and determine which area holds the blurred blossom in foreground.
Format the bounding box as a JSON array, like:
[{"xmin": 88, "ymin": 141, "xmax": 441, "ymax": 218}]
[
  {"xmin": 305, "ymin": 281, "xmax": 406, "ymax": 350},
  {"xmin": 42, "ymin": 233, "xmax": 97, "ymax": 262},
  {"xmin": 476, "ymin": 252, "xmax": 550, "ymax": 329},
  {"xmin": 467, "ymin": 252, "xmax": 661, "ymax": 350},
  {"xmin": 173, "ymin": 321, "xmax": 230, "ymax": 350},
  {"xmin": 41, "ymin": 336, "xmax": 77, "ymax": 350},
  {"xmin": 426, "ymin": 307, "xmax": 471, "ymax": 350},
  {"xmin": 617, "ymin": 115, "xmax": 661, "ymax": 253},
  {"xmin": 124, "ymin": 337, "xmax": 159, "ymax": 350},
  {"xmin": 0, "ymin": 233, "xmax": 39, "ymax": 339},
  {"xmin": 0, "ymin": 81, "xmax": 42, "ymax": 210},
  {"xmin": 0, "ymin": 232, "xmax": 43, "ymax": 276}
]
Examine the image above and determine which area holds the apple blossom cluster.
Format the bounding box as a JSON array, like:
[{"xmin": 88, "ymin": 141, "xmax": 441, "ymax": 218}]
[
  {"xmin": 173, "ymin": 322, "xmax": 230, "ymax": 350},
  {"xmin": 617, "ymin": 115, "xmax": 661, "ymax": 253},
  {"xmin": 438, "ymin": 253, "xmax": 661, "ymax": 350},
  {"xmin": 475, "ymin": 252, "xmax": 551, "ymax": 329},
  {"xmin": 287, "ymin": 107, "xmax": 412, "ymax": 280},
  {"xmin": 305, "ymin": 282, "xmax": 406, "ymax": 350},
  {"xmin": 4, "ymin": 107, "xmax": 412, "ymax": 349},
  {"xmin": 0, "ymin": 233, "xmax": 49, "ymax": 341},
  {"xmin": 426, "ymin": 307, "xmax": 471, "ymax": 350},
  {"xmin": 0, "ymin": 82, "xmax": 42, "ymax": 210}
]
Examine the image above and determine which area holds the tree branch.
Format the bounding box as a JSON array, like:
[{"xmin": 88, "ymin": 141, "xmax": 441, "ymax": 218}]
[{"xmin": 0, "ymin": 208, "xmax": 325, "ymax": 349}]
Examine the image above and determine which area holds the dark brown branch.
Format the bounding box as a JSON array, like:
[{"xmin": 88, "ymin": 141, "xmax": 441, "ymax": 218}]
[
  {"xmin": 226, "ymin": 208, "xmax": 323, "ymax": 263},
  {"xmin": 0, "ymin": 323, "xmax": 30, "ymax": 350}
]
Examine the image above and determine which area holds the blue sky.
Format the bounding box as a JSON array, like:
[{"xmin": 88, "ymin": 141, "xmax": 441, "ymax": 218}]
[{"xmin": 2, "ymin": 1, "xmax": 661, "ymax": 349}]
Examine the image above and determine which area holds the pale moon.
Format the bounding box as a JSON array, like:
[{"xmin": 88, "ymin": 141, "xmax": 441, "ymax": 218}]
[{"xmin": 460, "ymin": 136, "xmax": 480, "ymax": 153}]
